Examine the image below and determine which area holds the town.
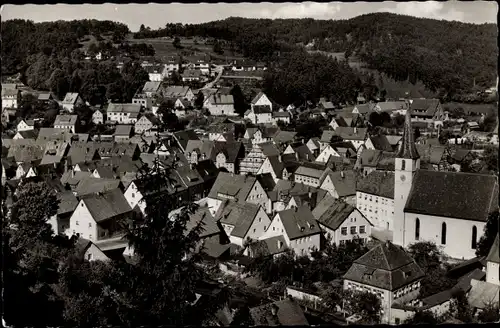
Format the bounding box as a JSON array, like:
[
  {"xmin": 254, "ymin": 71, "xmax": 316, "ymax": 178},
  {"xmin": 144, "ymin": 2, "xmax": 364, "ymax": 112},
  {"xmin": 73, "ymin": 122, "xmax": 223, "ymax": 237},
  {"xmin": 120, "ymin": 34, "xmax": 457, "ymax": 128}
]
[{"xmin": 2, "ymin": 4, "xmax": 499, "ymax": 327}]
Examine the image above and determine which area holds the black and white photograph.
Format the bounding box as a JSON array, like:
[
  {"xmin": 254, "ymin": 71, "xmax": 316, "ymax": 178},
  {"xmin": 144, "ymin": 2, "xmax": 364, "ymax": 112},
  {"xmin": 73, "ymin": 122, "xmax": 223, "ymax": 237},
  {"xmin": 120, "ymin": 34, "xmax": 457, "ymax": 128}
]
[{"xmin": 1, "ymin": 1, "xmax": 499, "ymax": 326}]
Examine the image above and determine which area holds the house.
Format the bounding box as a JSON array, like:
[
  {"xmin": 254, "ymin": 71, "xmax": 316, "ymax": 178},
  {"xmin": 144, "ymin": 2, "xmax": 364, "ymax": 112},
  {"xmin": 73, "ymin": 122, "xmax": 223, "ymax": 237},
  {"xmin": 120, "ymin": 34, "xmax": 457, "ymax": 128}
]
[
  {"xmin": 365, "ymin": 135, "xmax": 392, "ymax": 152},
  {"xmin": 329, "ymin": 116, "xmax": 349, "ymax": 130},
  {"xmin": 174, "ymin": 98, "xmax": 192, "ymax": 114},
  {"xmin": 54, "ymin": 115, "xmax": 78, "ymax": 133},
  {"xmin": 243, "ymin": 235, "xmax": 289, "ymax": 258},
  {"xmin": 409, "ymin": 99, "xmax": 445, "ymax": 125},
  {"xmin": 16, "ymin": 119, "xmax": 35, "ymax": 132},
  {"xmin": 163, "ymin": 86, "xmax": 195, "ymax": 102},
  {"xmin": 67, "ymin": 188, "xmax": 133, "ymax": 242},
  {"xmin": 352, "ymin": 103, "xmax": 376, "ymax": 115},
  {"xmin": 61, "ymin": 92, "xmax": 84, "ymax": 112},
  {"xmin": 273, "ymin": 131, "xmax": 297, "ymax": 147},
  {"xmin": 215, "ymin": 200, "xmax": 270, "ymax": 246},
  {"xmin": 205, "ymin": 94, "xmax": 236, "ymax": 116},
  {"xmin": 182, "ymin": 69, "xmax": 203, "ymax": 82},
  {"xmin": 251, "ymin": 92, "xmax": 273, "ymax": 111},
  {"xmin": 246, "ymin": 126, "xmax": 280, "ymax": 145},
  {"xmin": 260, "ymin": 205, "xmax": 322, "ymax": 257},
  {"xmin": 92, "ymin": 110, "xmax": 105, "ymax": 125},
  {"xmin": 249, "ymin": 299, "xmax": 309, "ymax": 326},
  {"xmin": 293, "ymin": 162, "xmax": 326, "ymax": 188},
  {"xmin": 319, "ymin": 169, "xmax": 357, "ymax": 205},
  {"xmin": 48, "ymin": 191, "xmax": 80, "ymax": 235},
  {"xmin": 213, "ymin": 142, "xmax": 244, "ymax": 173},
  {"xmin": 7, "ymin": 143, "xmax": 45, "ymax": 165},
  {"xmin": 107, "ymin": 103, "xmax": 141, "ymax": 124},
  {"xmin": 356, "ymin": 149, "xmax": 396, "ymax": 176},
  {"xmin": 306, "ymin": 138, "xmax": 321, "ymax": 157},
  {"xmin": 142, "ymin": 81, "xmax": 161, "ymax": 97},
  {"xmin": 334, "ymin": 127, "xmax": 368, "ymax": 151},
  {"xmin": 245, "ymin": 105, "xmax": 273, "ymax": 125},
  {"xmin": 343, "ymin": 241, "xmax": 425, "ymax": 324},
  {"xmin": 145, "ymin": 64, "xmax": 166, "ymax": 82},
  {"xmin": 207, "ymin": 172, "xmax": 270, "ymax": 216},
  {"xmin": 375, "ymin": 101, "xmax": 409, "ymax": 115},
  {"xmin": 393, "ymin": 108, "xmax": 499, "ymax": 260},
  {"xmin": 134, "ymin": 114, "xmax": 160, "ymax": 134},
  {"xmin": 38, "ymin": 92, "xmax": 54, "ymax": 102},
  {"xmin": 114, "ymin": 125, "xmax": 133, "ymax": 142},
  {"xmin": 315, "ymin": 144, "xmax": 341, "ymax": 163},
  {"xmin": 13, "ymin": 130, "xmax": 37, "ymax": 140},
  {"xmin": 272, "ymin": 111, "xmax": 291, "ymax": 125},
  {"xmin": 2, "ymin": 87, "xmax": 20, "ymax": 108},
  {"xmin": 313, "ymin": 194, "xmax": 372, "ymax": 245},
  {"xmin": 356, "ymin": 171, "xmax": 395, "ymax": 231},
  {"xmin": 74, "ymin": 238, "xmax": 110, "ymax": 262},
  {"xmin": 173, "ymin": 129, "xmax": 200, "ymax": 152}
]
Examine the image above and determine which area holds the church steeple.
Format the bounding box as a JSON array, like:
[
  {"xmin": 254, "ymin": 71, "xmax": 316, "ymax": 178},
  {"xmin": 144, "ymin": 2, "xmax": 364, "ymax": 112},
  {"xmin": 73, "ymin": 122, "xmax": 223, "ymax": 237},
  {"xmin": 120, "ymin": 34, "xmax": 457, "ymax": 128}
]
[{"xmin": 397, "ymin": 108, "xmax": 420, "ymax": 159}]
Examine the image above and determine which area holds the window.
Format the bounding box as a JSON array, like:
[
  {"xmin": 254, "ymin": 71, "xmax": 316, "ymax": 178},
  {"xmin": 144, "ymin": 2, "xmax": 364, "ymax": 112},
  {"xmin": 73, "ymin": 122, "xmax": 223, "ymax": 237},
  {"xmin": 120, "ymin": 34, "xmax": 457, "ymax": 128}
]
[
  {"xmin": 441, "ymin": 222, "xmax": 447, "ymax": 245},
  {"xmin": 88, "ymin": 222, "xmax": 92, "ymax": 228},
  {"xmin": 132, "ymin": 193, "xmax": 135, "ymax": 198},
  {"xmin": 273, "ymin": 227, "xmax": 276, "ymax": 231},
  {"xmin": 350, "ymin": 226, "xmax": 357, "ymax": 234},
  {"xmin": 87, "ymin": 253, "xmax": 92, "ymax": 260},
  {"xmin": 341, "ymin": 227, "xmax": 348, "ymax": 235},
  {"xmin": 401, "ymin": 160, "xmax": 406, "ymax": 170},
  {"xmin": 264, "ymin": 226, "xmax": 266, "ymax": 230},
  {"xmin": 258, "ymin": 217, "xmax": 262, "ymax": 222},
  {"xmin": 81, "ymin": 203, "xmax": 84, "ymax": 207},
  {"xmin": 415, "ymin": 218, "xmax": 420, "ymax": 240},
  {"xmin": 360, "ymin": 225, "xmax": 366, "ymax": 234},
  {"xmin": 253, "ymin": 228, "xmax": 256, "ymax": 233},
  {"xmin": 471, "ymin": 226, "xmax": 477, "ymax": 249},
  {"xmin": 76, "ymin": 221, "xmax": 79, "ymax": 226},
  {"xmin": 89, "ymin": 234, "xmax": 92, "ymax": 240}
]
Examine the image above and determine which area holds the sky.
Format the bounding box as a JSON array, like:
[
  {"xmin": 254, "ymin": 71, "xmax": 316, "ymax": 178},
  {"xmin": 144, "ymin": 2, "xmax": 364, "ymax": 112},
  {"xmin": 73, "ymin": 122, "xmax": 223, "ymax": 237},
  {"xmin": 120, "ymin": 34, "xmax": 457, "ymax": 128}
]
[{"xmin": 1, "ymin": 2, "xmax": 497, "ymax": 32}]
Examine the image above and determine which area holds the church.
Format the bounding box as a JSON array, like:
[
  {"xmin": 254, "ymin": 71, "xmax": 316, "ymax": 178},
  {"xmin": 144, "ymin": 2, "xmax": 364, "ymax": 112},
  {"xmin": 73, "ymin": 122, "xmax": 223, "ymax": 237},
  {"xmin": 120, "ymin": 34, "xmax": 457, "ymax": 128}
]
[{"xmin": 392, "ymin": 109, "xmax": 498, "ymax": 260}]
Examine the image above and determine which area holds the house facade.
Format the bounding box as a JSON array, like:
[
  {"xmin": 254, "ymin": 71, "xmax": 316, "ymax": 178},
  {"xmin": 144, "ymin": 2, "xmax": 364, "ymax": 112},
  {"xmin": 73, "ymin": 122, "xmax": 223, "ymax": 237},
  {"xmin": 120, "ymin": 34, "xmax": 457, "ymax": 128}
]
[
  {"xmin": 107, "ymin": 103, "xmax": 141, "ymax": 124},
  {"xmin": 205, "ymin": 94, "xmax": 236, "ymax": 116}
]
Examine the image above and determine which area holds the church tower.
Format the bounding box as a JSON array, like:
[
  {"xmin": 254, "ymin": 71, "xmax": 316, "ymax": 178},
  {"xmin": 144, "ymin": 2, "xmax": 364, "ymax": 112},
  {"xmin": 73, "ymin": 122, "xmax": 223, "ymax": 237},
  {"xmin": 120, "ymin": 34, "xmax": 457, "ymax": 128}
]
[{"xmin": 393, "ymin": 108, "xmax": 420, "ymax": 246}]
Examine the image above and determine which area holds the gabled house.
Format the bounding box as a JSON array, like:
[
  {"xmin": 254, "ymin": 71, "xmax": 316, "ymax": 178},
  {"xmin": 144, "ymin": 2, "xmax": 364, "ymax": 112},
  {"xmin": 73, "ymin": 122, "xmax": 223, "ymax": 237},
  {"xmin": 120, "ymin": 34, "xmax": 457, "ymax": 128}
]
[
  {"xmin": 17, "ymin": 119, "xmax": 35, "ymax": 132},
  {"xmin": 365, "ymin": 135, "xmax": 392, "ymax": 152},
  {"xmin": 215, "ymin": 200, "xmax": 270, "ymax": 246},
  {"xmin": 334, "ymin": 127, "xmax": 369, "ymax": 151},
  {"xmin": 245, "ymin": 105, "xmax": 273, "ymax": 125},
  {"xmin": 313, "ymin": 194, "xmax": 372, "ymax": 245},
  {"xmin": 67, "ymin": 188, "xmax": 133, "ymax": 242},
  {"xmin": 343, "ymin": 241, "xmax": 425, "ymax": 324},
  {"xmin": 92, "ymin": 110, "xmax": 105, "ymax": 125},
  {"xmin": 134, "ymin": 114, "xmax": 160, "ymax": 134},
  {"xmin": 38, "ymin": 92, "xmax": 54, "ymax": 102},
  {"xmin": 271, "ymin": 111, "xmax": 291, "ymax": 125},
  {"xmin": 207, "ymin": 172, "xmax": 271, "ymax": 216},
  {"xmin": 251, "ymin": 92, "xmax": 273, "ymax": 111},
  {"xmin": 48, "ymin": 191, "xmax": 80, "ymax": 235},
  {"xmin": 107, "ymin": 103, "xmax": 141, "ymax": 124},
  {"xmin": 409, "ymin": 99, "xmax": 445, "ymax": 125},
  {"xmin": 319, "ymin": 169, "xmax": 357, "ymax": 205},
  {"xmin": 260, "ymin": 205, "xmax": 322, "ymax": 257},
  {"xmin": 114, "ymin": 125, "xmax": 133, "ymax": 142},
  {"xmin": 243, "ymin": 235, "xmax": 289, "ymax": 259},
  {"xmin": 2, "ymin": 87, "xmax": 20, "ymax": 109},
  {"xmin": 163, "ymin": 86, "xmax": 195, "ymax": 102},
  {"xmin": 293, "ymin": 162, "xmax": 326, "ymax": 188},
  {"xmin": 213, "ymin": 141, "xmax": 244, "ymax": 174},
  {"xmin": 13, "ymin": 130, "xmax": 37, "ymax": 140},
  {"xmin": 173, "ymin": 129, "xmax": 200, "ymax": 152},
  {"xmin": 306, "ymin": 138, "xmax": 321, "ymax": 157},
  {"xmin": 62, "ymin": 92, "xmax": 84, "ymax": 113}
]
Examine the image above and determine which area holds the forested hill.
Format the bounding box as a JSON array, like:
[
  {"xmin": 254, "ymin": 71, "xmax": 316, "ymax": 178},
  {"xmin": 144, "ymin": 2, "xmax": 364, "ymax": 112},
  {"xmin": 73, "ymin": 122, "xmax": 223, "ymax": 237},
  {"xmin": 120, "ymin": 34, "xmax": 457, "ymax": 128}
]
[{"xmin": 135, "ymin": 13, "xmax": 498, "ymax": 95}]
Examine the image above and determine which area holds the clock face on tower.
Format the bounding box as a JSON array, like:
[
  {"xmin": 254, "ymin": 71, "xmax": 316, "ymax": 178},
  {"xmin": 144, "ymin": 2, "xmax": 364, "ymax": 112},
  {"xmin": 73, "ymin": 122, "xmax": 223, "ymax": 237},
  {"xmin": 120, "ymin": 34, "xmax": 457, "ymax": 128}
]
[{"xmin": 400, "ymin": 174, "xmax": 406, "ymax": 182}]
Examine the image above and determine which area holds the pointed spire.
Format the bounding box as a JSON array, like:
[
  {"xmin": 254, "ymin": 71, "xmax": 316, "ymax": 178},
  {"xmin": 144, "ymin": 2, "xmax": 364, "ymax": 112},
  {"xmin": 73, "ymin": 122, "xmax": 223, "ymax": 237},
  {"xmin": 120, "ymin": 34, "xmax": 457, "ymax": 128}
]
[{"xmin": 397, "ymin": 108, "xmax": 420, "ymax": 159}]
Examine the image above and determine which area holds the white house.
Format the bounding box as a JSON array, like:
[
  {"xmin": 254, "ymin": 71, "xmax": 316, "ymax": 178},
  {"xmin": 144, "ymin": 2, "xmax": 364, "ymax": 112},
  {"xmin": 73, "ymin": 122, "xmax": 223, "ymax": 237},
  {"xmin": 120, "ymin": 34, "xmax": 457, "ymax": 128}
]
[
  {"xmin": 315, "ymin": 144, "xmax": 341, "ymax": 163},
  {"xmin": 485, "ymin": 235, "xmax": 499, "ymax": 286},
  {"xmin": 2, "ymin": 87, "xmax": 20, "ymax": 108},
  {"xmin": 107, "ymin": 103, "xmax": 141, "ymax": 124},
  {"xmin": 251, "ymin": 92, "xmax": 273, "ymax": 111},
  {"xmin": 343, "ymin": 241, "xmax": 425, "ymax": 324},
  {"xmin": 393, "ymin": 109, "xmax": 499, "ymax": 260},
  {"xmin": 205, "ymin": 94, "xmax": 236, "ymax": 116},
  {"xmin": 16, "ymin": 119, "xmax": 35, "ymax": 132},
  {"xmin": 319, "ymin": 169, "xmax": 357, "ymax": 206},
  {"xmin": 163, "ymin": 86, "xmax": 195, "ymax": 102},
  {"xmin": 260, "ymin": 205, "xmax": 322, "ymax": 257},
  {"xmin": 54, "ymin": 114, "xmax": 78, "ymax": 133},
  {"xmin": 313, "ymin": 194, "xmax": 372, "ymax": 245},
  {"xmin": 215, "ymin": 201, "xmax": 271, "ymax": 246},
  {"xmin": 293, "ymin": 163, "xmax": 326, "ymax": 188},
  {"xmin": 62, "ymin": 92, "xmax": 84, "ymax": 113},
  {"xmin": 92, "ymin": 110, "xmax": 105, "ymax": 125},
  {"xmin": 245, "ymin": 105, "xmax": 273, "ymax": 125},
  {"xmin": 67, "ymin": 189, "xmax": 133, "ymax": 242},
  {"xmin": 271, "ymin": 111, "xmax": 291, "ymax": 125}
]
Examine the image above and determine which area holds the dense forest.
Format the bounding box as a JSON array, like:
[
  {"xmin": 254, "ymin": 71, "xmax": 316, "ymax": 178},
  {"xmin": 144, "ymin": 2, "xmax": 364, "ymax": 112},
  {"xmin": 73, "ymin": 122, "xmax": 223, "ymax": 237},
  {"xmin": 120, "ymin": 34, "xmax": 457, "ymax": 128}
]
[{"xmin": 135, "ymin": 13, "xmax": 497, "ymax": 98}]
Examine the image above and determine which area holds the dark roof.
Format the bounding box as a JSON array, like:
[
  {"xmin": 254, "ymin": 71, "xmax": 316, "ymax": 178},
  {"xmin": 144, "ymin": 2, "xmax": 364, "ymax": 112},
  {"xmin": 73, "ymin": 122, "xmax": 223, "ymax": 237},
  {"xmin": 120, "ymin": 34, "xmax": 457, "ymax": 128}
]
[
  {"xmin": 173, "ymin": 129, "xmax": 200, "ymax": 151},
  {"xmin": 273, "ymin": 130, "xmax": 297, "ymax": 144},
  {"xmin": 415, "ymin": 144, "xmax": 445, "ymax": 165},
  {"xmin": 215, "ymin": 201, "xmax": 261, "ymax": 238},
  {"xmin": 81, "ymin": 189, "xmax": 132, "ymax": 223},
  {"xmin": 277, "ymin": 205, "xmax": 321, "ymax": 240},
  {"xmin": 247, "ymin": 235, "xmax": 288, "ymax": 257},
  {"xmin": 75, "ymin": 178, "xmax": 121, "ymax": 196},
  {"xmin": 356, "ymin": 171, "xmax": 394, "ymax": 198},
  {"xmin": 396, "ymin": 109, "xmax": 420, "ymax": 159},
  {"xmin": 369, "ymin": 135, "xmax": 392, "ymax": 151},
  {"xmin": 321, "ymin": 169, "xmax": 357, "ymax": 197},
  {"xmin": 344, "ymin": 241, "xmax": 425, "ymax": 291},
  {"xmin": 249, "ymin": 299, "xmax": 309, "ymax": 326},
  {"xmin": 486, "ymin": 234, "xmax": 499, "ymax": 264},
  {"xmin": 56, "ymin": 191, "xmax": 79, "ymax": 215},
  {"xmin": 335, "ymin": 127, "xmax": 368, "ymax": 141},
  {"xmin": 16, "ymin": 130, "xmax": 38, "ymax": 139},
  {"xmin": 194, "ymin": 160, "xmax": 219, "ymax": 182},
  {"xmin": 313, "ymin": 195, "xmax": 367, "ymax": 231},
  {"xmin": 208, "ymin": 172, "xmax": 256, "ymax": 203},
  {"xmin": 251, "ymin": 92, "xmax": 266, "ymax": 105},
  {"xmin": 451, "ymin": 149, "xmax": 471, "ymax": 162},
  {"xmin": 409, "ymin": 99, "xmax": 441, "ymax": 116},
  {"xmin": 257, "ymin": 173, "xmax": 276, "ymax": 191},
  {"xmin": 252, "ymin": 105, "xmax": 272, "ymax": 114},
  {"xmin": 405, "ymin": 171, "xmax": 498, "ymax": 221},
  {"xmin": 214, "ymin": 141, "xmax": 242, "ymax": 163}
]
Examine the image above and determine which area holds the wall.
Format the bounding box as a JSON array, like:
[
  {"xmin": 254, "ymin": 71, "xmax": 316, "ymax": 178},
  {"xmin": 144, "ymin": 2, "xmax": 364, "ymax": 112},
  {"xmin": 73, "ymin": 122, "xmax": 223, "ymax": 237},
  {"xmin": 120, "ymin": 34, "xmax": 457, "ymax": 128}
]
[
  {"xmin": 257, "ymin": 157, "xmax": 279, "ymax": 180},
  {"xmin": 244, "ymin": 207, "xmax": 271, "ymax": 241},
  {"xmin": 68, "ymin": 200, "xmax": 99, "ymax": 241},
  {"xmin": 320, "ymin": 175, "xmax": 339, "ymax": 198},
  {"xmin": 356, "ymin": 191, "xmax": 394, "ymax": 231},
  {"xmin": 294, "ymin": 174, "xmax": 320, "ymax": 188},
  {"xmin": 260, "ymin": 213, "xmax": 291, "ymax": 245},
  {"xmin": 253, "ymin": 94, "xmax": 273, "ymax": 110},
  {"xmin": 246, "ymin": 180, "xmax": 271, "ymax": 213},
  {"xmin": 135, "ymin": 118, "xmax": 152, "ymax": 134},
  {"xmin": 290, "ymin": 233, "xmax": 321, "ymax": 256},
  {"xmin": 403, "ymin": 212, "xmax": 486, "ymax": 260},
  {"xmin": 286, "ymin": 287, "xmax": 322, "ymax": 303},
  {"xmin": 207, "ymin": 103, "xmax": 236, "ymax": 116},
  {"xmin": 344, "ymin": 279, "xmax": 393, "ymax": 324},
  {"xmin": 316, "ymin": 146, "xmax": 340, "ymax": 163},
  {"xmin": 85, "ymin": 243, "xmax": 110, "ymax": 262},
  {"xmin": 123, "ymin": 182, "xmax": 146, "ymax": 215},
  {"xmin": 17, "ymin": 121, "xmax": 34, "ymax": 132},
  {"xmin": 93, "ymin": 112, "xmax": 104, "ymax": 124},
  {"xmin": 486, "ymin": 261, "xmax": 499, "ymax": 286},
  {"xmin": 207, "ymin": 197, "xmax": 223, "ymax": 216},
  {"xmin": 334, "ymin": 210, "xmax": 371, "ymax": 244}
]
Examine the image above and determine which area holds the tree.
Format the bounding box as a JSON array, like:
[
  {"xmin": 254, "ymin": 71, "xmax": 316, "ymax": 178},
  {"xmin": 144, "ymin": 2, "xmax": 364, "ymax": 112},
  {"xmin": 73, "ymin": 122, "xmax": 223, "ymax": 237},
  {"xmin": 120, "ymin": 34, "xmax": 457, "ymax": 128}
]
[
  {"xmin": 231, "ymin": 305, "xmax": 254, "ymax": 326},
  {"xmin": 480, "ymin": 146, "xmax": 498, "ymax": 174},
  {"xmin": 345, "ymin": 290, "xmax": 382, "ymax": 324},
  {"xmin": 476, "ymin": 210, "xmax": 499, "ymax": 257},
  {"xmin": 173, "ymin": 36, "xmax": 182, "ymax": 49},
  {"xmin": 404, "ymin": 310, "xmax": 441, "ymax": 325},
  {"xmin": 87, "ymin": 42, "xmax": 99, "ymax": 58},
  {"xmin": 73, "ymin": 103, "xmax": 94, "ymax": 131},
  {"xmin": 194, "ymin": 92, "xmax": 205, "ymax": 109},
  {"xmin": 230, "ymin": 84, "xmax": 247, "ymax": 116},
  {"xmin": 449, "ymin": 289, "xmax": 474, "ymax": 323},
  {"xmin": 157, "ymin": 100, "xmax": 180, "ymax": 131},
  {"xmin": 213, "ymin": 40, "xmax": 224, "ymax": 55},
  {"xmin": 477, "ymin": 303, "xmax": 500, "ymax": 323}
]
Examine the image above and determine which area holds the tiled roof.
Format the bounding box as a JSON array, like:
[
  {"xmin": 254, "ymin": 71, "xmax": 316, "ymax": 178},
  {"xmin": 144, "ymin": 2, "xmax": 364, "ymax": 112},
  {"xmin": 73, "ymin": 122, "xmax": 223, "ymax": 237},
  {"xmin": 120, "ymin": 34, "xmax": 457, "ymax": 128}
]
[
  {"xmin": 293, "ymin": 144, "xmax": 315, "ymax": 161},
  {"xmin": 114, "ymin": 124, "xmax": 133, "ymax": 136},
  {"xmin": 56, "ymin": 191, "xmax": 79, "ymax": 215},
  {"xmin": 214, "ymin": 141, "xmax": 242, "ymax": 163},
  {"xmin": 7, "ymin": 144, "xmax": 45, "ymax": 163},
  {"xmin": 259, "ymin": 142, "xmax": 280, "ymax": 157},
  {"xmin": 467, "ymin": 280, "xmax": 500, "ymax": 309},
  {"xmin": 249, "ymin": 299, "xmax": 309, "ymax": 326},
  {"xmin": 107, "ymin": 103, "xmax": 141, "ymax": 114},
  {"xmin": 62, "ymin": 92, "xmax": 80, "ymax": 104},
  {"xmin": 163, "ymin": 86, "xmax": 191, "ymax": 98},
  {"xmin": 322, "ymin": 169, "xmax": 357, "ymax": 197},
  {"xmin": 81, "ymin": 188, "xmax": 132, "ymax": 223},
  {"xmin": 272, "ymin": 111, "xmax": 290, "ymax": 118},
  {"xmin": 410, "ymin": 99, "xmax": 441, "ymax": 116},
  {"xmin": 54, "ymin": 115, "xmax": 78, "ymax": 126},
  {"xmin": 36, "ymin": 128, "xmax": 73, "ymax": 144},
  {"xmin": 208, "ymin": 172, "xmax": 256, "ymax": 203},
  {"xmin": 377, "ymin": 101, "xmax": 408, "ymax": 112},
  {"xmin": 356, "ymin": 171, "xmax": 394, "ymax": 199},
  {"xmin": 294, "ymin": 162, "xmax": 325, "ymax": 179},
  {"xmin": 185, "ymin": 140, "xmax": 215, "ymax": 159},
  {"xmin": 215, "ymin": 200, "xmax": 260, "ymax": 238},
  {"xmin": 320, "ymin": 130, "xmax": 337, "ymax": 143},
  {"xmin": 486, "ymin": 234, "xmax": 499, "ymax": 264},
  {"xmin": 75, "ymin": 177, "xmax": 121, "ymax": 196},
  {"xmin": 313, "ymin": 194, "xmax": 357, "ymax": 230},
  {"xmin": 344, "ymin": 241, "xmax": 425, "ymax": 291},
  {"xmin": 16, "ymin": 130, "xmax": 38, "ymax": 139},
  {"xmin": 142, "ymin": 81, "xmax": 161, "ymax": 93},
  {"xmin": 257, "ymin": 173, "xmax": 276, "ymax": 191},
  {"xmin": 334, "ymin": 127, "xmax": 368, "ymax": 141},
  {"xmin": 174, "ymin": 129, "xmax": 200, "ymax": 151},
  {"xmin": 415, "ymin": 144, "xmax": 445, "ymax": 165},
  {"xmin": 247, "ymin": 235, "xmax": 289, "ymax": 257},
  {"xmin": 170, "ymin": 205, "xmax": 221, "ymax": 238},
  {"xmin": 406, "ymin": 171, "xmax": 498, "ymax": 221},
  {"xmin": 278, "ymin": 205, "xmax": 321, "ymax": 240},
  {"xmin": 207, "ymin": 94, "xmax": 234, "ymax": 105},
  {"xmin": 251, "ymin": 92, "xmax": 266, "ymax": 105},
  {"xmin": 355, "ymin": 103, "xmax": 377, "ymax": 114},
  {"xmin": 369, "ymin": 135, "xmax": 392, "ymax": 151}
]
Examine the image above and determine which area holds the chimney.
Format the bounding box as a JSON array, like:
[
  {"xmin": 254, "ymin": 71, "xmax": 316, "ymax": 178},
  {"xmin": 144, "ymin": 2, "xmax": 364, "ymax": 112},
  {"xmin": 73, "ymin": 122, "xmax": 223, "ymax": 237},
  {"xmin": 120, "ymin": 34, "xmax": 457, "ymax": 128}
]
[
  {"xmin": 340, "ymin": 171, "xmax": 345, "ymax": 178},
  {"xmin": 302, "ymin": 138, "xmax": 305, "ymax": 144},
  {"xmin": 354, "ymin": 127, "xmax": 358, "ymax": 134},
  {"xmin": 295, "ymin": 152, "xmax": 299, "ymax": 161}
]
